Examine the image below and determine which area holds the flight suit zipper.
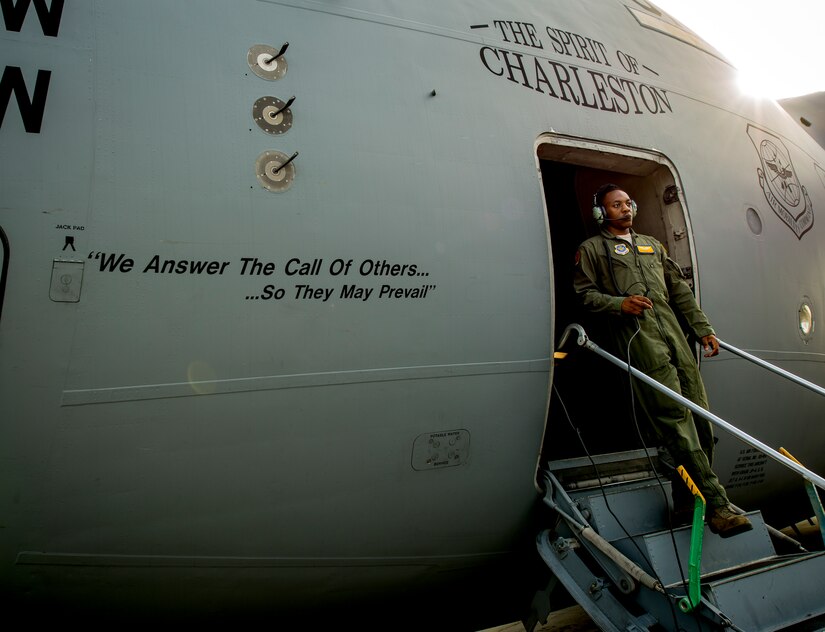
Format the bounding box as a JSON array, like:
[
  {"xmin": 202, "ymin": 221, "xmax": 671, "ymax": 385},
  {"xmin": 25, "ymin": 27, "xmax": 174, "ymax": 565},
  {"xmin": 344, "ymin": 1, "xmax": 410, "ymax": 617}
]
[{"xmin": 632, "ymin": 234, "xmax": 676, "ymax": 357}]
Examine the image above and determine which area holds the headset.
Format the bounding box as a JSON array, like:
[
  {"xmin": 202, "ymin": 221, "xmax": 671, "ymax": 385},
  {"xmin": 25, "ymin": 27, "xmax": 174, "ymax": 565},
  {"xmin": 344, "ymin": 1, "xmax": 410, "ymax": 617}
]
[{"xmin": 592, "ymin": 184, "xmax": 638, "ymax": 225}]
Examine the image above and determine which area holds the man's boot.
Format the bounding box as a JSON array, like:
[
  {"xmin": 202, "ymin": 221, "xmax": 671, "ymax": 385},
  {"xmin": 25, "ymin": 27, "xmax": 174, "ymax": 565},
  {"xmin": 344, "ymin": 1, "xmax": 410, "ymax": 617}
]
[{"xmin": 708, "ymin": 505, "xmax": 753, "ymax": 538}]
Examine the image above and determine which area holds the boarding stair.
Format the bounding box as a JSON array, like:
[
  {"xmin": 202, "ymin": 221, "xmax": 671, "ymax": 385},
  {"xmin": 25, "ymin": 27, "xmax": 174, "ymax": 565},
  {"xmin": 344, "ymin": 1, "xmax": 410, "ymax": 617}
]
[{"xmin": 527, "ymin": 325, "xmax": 825, "ymax": 631}]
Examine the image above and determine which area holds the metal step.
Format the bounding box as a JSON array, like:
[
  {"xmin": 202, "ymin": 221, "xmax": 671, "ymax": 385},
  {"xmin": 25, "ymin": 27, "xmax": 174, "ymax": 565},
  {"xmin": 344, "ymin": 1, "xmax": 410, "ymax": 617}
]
[
  {"xmin": 611, "ymin": 510, "xmax": 775, "ymax": 587},
  {"xmin": 569, "ymin": 477, "xmax": 679, "ymax": 541},
  {"xmin": 537, "ymin": 451, "xmax": 825, "ymax": 631},
  {"xmin": 549, "ymin": 449, "xmax": 715, "ymax": 542},
  {"xmin": 706, "ymin": 551, "xmax": 825, "ymax": 631},
  {"xmin": 545, "ymin": 449, "xmax": 661, "ymax": 490}
]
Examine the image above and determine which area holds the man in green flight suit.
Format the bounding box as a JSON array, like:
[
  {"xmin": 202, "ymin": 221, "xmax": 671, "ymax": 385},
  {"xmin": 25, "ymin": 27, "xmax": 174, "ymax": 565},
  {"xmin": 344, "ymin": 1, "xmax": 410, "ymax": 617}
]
[{"xmin": 573, "ymin": 183, "xmax": 752, "ymax": 538}]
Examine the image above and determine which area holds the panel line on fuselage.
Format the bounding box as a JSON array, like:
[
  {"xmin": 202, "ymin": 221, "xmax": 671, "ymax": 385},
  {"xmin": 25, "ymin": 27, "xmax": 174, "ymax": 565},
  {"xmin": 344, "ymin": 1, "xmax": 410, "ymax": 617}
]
[
  {"xmin": 259, "ymin": 0, "xmax": 481, "ymax": 44},
  {"xmin": 61, "ymin": 358, "xmax": 551, "ymax": 406}
]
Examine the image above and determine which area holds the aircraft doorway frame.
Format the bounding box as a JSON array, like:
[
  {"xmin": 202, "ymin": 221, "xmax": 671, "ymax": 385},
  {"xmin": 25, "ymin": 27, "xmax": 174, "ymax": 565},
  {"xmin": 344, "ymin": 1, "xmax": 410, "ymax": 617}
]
[
  {"xmin": 0, "ymin": 226, "xmax": 8, "ymax": 324},
  {"xmin": 533, "ymin": 134, "xmax": 701, "ymax": 462}
]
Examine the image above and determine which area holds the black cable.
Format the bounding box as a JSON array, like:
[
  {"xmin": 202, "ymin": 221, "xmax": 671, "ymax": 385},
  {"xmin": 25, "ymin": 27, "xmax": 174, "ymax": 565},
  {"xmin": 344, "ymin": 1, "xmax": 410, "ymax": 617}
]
[
  {"xmin": 623, "ymin": 323, "xmax": 689, "ymax": 631},
  {"xmin": 603, "ymin": 234, "xmax": 694, "ymax": 624},
  {"xmin": 551, "ymin": 380, "xmax": 682, "ymax": 631},
  {"xmin": 573, "ymin": 236, "xmax": 705, "ymax": 628},
  {"xmin": 624, "ymin": 319, "xmax": 703, "ymax": 632}
]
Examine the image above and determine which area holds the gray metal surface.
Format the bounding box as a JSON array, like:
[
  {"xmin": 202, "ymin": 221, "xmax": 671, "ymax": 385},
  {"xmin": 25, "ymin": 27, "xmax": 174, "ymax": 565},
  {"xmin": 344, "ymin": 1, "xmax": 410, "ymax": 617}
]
[
  {"xmin": 3, "ymin": 0, "xmax": 825, "ymax": 621},
  {"xmin": 577, "ymin": 479, "xmax": 676, "ymax": 542},
  {"xmin": 708, "ymin": 552, "xmax": 825, "ymax": 631},
  {"xmin": 535, "ymin": 531, "xmax": 657, "ymax": 632},
  {"xmin": 613, "ymin": 511, "xmax": 774, "ymax": 587}
]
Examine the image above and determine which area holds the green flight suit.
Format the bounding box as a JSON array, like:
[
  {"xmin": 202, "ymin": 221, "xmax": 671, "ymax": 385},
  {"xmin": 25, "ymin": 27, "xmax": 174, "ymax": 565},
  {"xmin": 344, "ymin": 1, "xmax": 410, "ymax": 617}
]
[{"xmin": 573, "ymin": 228, "xmax": 729, "ymax": 509}]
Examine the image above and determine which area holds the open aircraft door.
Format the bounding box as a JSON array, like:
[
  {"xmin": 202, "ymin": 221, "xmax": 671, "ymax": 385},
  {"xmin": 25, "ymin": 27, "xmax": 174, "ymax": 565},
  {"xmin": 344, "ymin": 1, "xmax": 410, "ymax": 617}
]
[{"xmin": 534, "ymin": 135, "xmax": 699, "ymax": 462}]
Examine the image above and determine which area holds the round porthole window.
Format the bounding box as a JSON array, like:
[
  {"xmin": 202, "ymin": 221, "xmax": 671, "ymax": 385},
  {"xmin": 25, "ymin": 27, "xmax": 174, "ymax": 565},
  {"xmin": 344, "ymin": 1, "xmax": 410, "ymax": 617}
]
[
  {"xmin": 799, "ymin": 298, "xmax": 814, "ymax": 342},
  {"xmin": 746, "ymin": 207, "xmax": 763, "ymax": 236}
]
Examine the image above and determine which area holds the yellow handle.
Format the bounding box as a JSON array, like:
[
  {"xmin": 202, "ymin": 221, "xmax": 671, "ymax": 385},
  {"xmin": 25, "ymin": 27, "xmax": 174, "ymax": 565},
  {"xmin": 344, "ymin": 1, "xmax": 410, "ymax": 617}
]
[
  {"xmin": 677, "ymin": 465, "xmax": 706, "ymax": 503},
  {"xmin": 779, "ymin": 447, "xmax": 802, "ymax": 465}
]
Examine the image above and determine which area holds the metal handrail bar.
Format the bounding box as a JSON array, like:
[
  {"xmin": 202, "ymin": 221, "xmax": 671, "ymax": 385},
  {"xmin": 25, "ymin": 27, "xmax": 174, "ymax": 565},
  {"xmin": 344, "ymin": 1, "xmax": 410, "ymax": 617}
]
[
  {"xmin": 716, "ymin": 338, "xmax": 825, "ymax": 399},
  {"xmin": 558, "ymin": 324, "xmax": 825, "ymax": 492}
]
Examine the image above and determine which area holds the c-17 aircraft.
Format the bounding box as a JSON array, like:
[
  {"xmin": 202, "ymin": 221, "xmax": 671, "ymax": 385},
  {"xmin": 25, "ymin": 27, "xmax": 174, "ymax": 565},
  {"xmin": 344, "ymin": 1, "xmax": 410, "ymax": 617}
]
[{"xmin": 2, "ymin": 0, "xmax": 825, "ymax": 628}]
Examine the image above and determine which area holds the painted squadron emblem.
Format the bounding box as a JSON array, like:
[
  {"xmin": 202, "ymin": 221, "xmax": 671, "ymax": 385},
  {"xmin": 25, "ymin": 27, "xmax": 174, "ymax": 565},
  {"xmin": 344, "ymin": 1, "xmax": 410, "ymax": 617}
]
[
  {"xmin": 747, "ymin": 124, "xmax": 813, "ymax": 239},
  {"xmin": 614, "ymin": 243, "xmax": 630, "ymax": 255}
]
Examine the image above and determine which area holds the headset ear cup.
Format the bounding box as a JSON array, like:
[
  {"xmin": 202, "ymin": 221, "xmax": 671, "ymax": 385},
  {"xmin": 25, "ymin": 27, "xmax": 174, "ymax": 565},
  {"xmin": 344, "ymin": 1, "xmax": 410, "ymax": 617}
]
[
  {"xmin": 631, "ymin": 200, "xmax": 638, "ymax": 218},
  {"xmin": 592, "ymin": 205, "xmax": 604, "ymax": 225}
]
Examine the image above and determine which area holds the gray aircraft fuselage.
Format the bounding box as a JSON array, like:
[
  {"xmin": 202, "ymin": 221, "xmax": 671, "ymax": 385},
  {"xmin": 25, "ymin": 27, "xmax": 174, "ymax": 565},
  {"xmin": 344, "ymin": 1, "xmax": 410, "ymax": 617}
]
[{"xmin": 1, "ymin": 0, "xmax": 823, "ymax": 625}]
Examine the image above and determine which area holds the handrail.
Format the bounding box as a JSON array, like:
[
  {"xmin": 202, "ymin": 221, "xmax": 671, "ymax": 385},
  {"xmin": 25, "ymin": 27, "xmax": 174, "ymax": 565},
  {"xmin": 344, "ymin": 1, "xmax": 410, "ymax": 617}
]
[
  {"xmin": 716, "ymin": 338, "xmax": 825, "ymax": 399},
  {"xmin": 780, "ymin": 448, "xmax": 825, "ymax": 547},
  {"xmin": 676, "ymin": 466, "xmax": 706, "ymax": 614},
  {"xmin": 558, "ymin": 324, "xmax": 825, "ymax": 492}
]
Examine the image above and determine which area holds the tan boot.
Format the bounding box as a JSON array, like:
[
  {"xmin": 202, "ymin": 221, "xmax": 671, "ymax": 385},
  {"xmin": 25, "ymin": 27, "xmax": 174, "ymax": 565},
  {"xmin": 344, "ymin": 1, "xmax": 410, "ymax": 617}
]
[{"xmin": 708, "ymin": 505, "xmax": 753, "ymax": 538}]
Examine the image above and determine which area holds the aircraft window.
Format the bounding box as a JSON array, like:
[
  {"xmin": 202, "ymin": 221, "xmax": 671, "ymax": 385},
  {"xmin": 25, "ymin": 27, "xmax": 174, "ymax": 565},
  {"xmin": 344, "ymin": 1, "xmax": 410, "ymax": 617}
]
[
  {"xmin": 799, "ymin": 300, "xmax": 814, "ymax": 342},
  {"xmin": 746, "ymin": 207, "xmax": 763, "ymax": 235}
]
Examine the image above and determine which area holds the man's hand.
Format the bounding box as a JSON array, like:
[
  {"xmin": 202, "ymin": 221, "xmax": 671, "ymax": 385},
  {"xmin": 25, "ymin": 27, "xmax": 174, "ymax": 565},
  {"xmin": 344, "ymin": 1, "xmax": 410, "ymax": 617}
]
[
  {"xmin": 621, "ymin": 295, "xmax": 653, "ymax": 316},
  {"xmin": 701, "ymin": 334, "xmax": 719, "ymax": 357}
]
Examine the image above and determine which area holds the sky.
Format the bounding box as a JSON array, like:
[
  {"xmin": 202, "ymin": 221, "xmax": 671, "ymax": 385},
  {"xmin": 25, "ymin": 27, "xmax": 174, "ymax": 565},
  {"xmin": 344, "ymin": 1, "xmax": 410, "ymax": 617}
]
[{"xmin": 648, "ymin": 0, "xmax": 825, "ymax": 99}]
